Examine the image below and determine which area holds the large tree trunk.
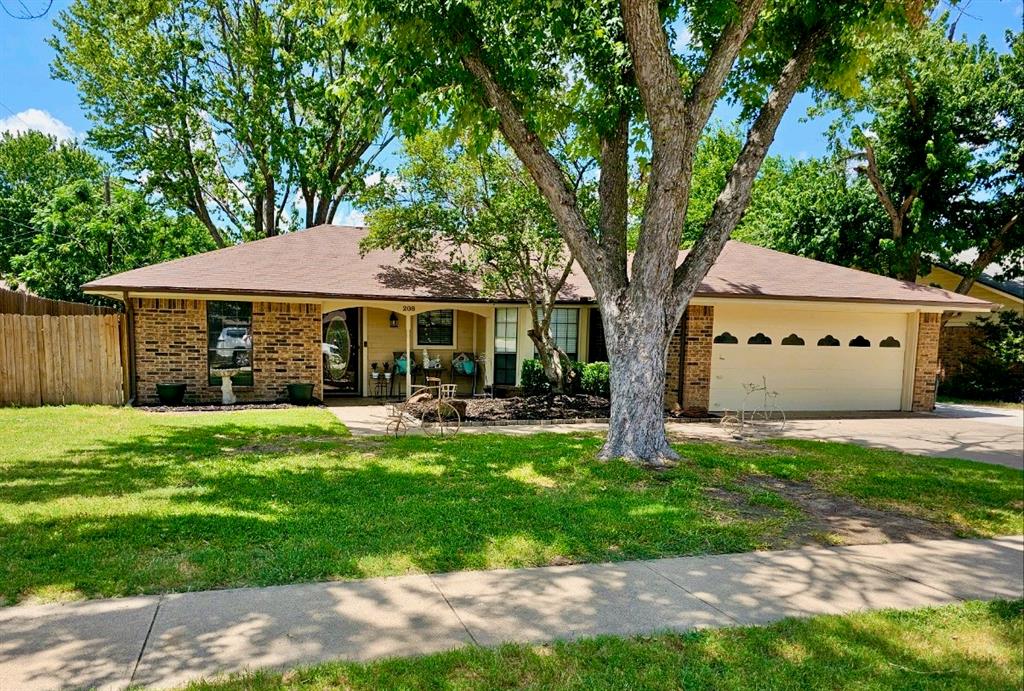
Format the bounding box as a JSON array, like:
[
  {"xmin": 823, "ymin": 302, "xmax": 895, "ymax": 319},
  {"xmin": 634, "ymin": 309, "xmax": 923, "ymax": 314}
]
[{"xmin": 598, "ymin": 295, "xmax": 678, "ymax": 465}]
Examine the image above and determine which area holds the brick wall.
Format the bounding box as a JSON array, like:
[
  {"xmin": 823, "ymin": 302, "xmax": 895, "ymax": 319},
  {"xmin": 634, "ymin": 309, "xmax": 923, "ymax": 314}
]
[
  {"xmin": 664, "ymin": 305, "xmax": 714, "ymax": 413},
  {"xmin": 912, "ymin": 312, "xmax": 941, "ymax": 412},
  {"xmin": 938, "ymin": 324, "xmax": 987, "ymax": 379},
  {"xmin": 251, "ymin": 302, "xmax": 323, "ymax": 402},
  {"xmin": 133, "ymin": 298, "xmax": 206, "ymax": 405},
  {"xmin": 133, "ymin": 298, "xmax": 322, "ymax": 405}
]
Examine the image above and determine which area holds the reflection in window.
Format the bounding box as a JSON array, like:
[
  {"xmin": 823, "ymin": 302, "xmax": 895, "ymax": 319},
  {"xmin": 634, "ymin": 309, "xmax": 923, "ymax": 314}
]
[
  {"xmin": 781, "ymin": 333, "xmax": 805, "ymax": 346},
  {"xmin": 208, "ymin": 301, "xmax": 253, "ymax": 386},
  {"xmin": 849, "ymin": 335, "xmax": 871, "ymax": 347},
  {"xmin": 817, "ymin": 334, "xmax": 840, "ymax": 346},
  {"xmin": 417, "ymin": 310, "xmax": 455, "ymax": 346},
  {"xmin": 879, "ymin": 336, "xmax": 901, "ymax": 348},
  {"xmin": 747, "ymin": 332, "xmax": 772, "ymax": 345},
  {"xmin": 713, "ymin": 331, "xmax": 738, "ymax": 344}
]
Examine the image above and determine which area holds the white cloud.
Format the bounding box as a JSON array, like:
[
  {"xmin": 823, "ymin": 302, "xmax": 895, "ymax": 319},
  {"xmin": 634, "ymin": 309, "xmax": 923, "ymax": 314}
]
[
  {"xmin": 0, "ymin": 108, "xmax": 76, "ymax": 141},
  {"xmin": 341, "ymin": 209, "xmax": 366, "ymax": 226}
]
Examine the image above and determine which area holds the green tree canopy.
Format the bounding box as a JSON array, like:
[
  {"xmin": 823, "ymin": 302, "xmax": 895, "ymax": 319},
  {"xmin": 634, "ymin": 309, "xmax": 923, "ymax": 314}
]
[
  {"xmin": 51, "ymin": 0, "xmax": 392, "ymax": 246},
  {"xmin": 14, "ymin": 179, "xmax": 213, "ymax": 302},
  {"xmin": 825, "ymin": 18, "xmax": 1022, "ymax": 282},
  {"xmin": 0, "ymin": 131, "xmax": 103, "ymax": 277}
]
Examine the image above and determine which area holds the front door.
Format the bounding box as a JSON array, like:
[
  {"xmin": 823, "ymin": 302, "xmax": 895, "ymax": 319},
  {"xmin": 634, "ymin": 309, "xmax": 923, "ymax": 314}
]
[{"xmin": 323, "ymin": 308, "xmax": 361, "ymax": 395}]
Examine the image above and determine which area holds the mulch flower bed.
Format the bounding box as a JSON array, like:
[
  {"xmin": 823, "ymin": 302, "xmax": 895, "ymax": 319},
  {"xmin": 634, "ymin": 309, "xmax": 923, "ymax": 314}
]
[{"xmin": 406, "ymin": 394, "xmax": 611, "ymax": 422}]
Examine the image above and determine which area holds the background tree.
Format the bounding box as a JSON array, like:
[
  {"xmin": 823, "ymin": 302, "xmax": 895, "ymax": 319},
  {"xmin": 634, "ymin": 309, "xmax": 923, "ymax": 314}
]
[
  {"xmin": 341, "ymin": 0, "xmax": 919, "ymax": 465},
  {"xmin": 0, "ymin": 131, "xmax": 102, "ymax": 278},
  {"xmin": 361, "ymin": 131, "xmax": 588, "ymax": 390},
  {"xmin": 13, "ymin": 179, "xmax": 213, "ymax": 302},
  {"xmin": 51, "ymin": 0, "xmax": 391, "ymax": 246},
  {"xmin": 828, "ymin": 19, "xmax": 1021, "ymax": 282}
]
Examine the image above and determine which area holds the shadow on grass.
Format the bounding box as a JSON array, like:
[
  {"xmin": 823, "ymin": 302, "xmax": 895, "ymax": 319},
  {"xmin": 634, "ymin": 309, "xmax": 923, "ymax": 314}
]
[
  {"xmin": 2, "ymin": 415, "xmax": 1020, "ymax": 604},
  {"xmin": 0, "ymin": 419, "xmax": 777, "ymax": 603}
]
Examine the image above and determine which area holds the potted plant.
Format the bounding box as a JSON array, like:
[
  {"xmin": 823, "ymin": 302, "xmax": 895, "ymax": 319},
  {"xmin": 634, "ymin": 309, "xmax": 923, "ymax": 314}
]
[
  {"xmin": 156, "ymin": 383, "xmax": 186, "ymax": 405},
  {"xmin": 383, "ymin": 361, "xmax": 392, "ymax": 380},
  {"xmin": 371, "ymin": 362, "xmax": 380, "ymax": 379},
  {"xmin": 286, "ymin": 383, "xmax": 314, "ymax": 404}
]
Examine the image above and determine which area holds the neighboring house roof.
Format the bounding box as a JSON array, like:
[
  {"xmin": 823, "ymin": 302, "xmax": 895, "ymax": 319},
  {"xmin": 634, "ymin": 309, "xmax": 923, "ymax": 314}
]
[
  {"xmin": 935, "ymin": 263, "xmax": 1024, "ymax": 301},
  {"xmin": 83, "ymin": 224, "xmax": 993, "ymax": 310}
]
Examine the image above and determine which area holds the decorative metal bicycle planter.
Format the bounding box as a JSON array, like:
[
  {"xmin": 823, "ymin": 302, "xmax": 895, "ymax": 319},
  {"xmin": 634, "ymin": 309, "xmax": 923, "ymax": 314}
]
[
  {"xmin": 386, "ymin": 380, "xmax": 462, "ymax": 437},
  {"xmin": 719, "ymin": 376, "xmax": 786, "ymax": 437}
]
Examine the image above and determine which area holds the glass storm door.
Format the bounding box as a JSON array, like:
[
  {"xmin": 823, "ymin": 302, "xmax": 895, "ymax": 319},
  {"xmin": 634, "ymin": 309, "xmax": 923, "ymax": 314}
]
[{"xmin": 323, "ymin": 308, "xmax": 360, "ymax": 394}]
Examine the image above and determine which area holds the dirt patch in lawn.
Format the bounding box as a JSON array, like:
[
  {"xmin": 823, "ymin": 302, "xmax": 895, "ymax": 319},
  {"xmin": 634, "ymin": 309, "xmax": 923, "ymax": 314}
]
[{"xmin": 746, "ymin": 476, "xmax": 958, "ymax": 546}]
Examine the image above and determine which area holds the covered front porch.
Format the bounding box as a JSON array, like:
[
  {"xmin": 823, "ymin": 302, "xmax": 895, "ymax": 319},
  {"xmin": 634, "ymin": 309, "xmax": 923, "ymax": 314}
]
[{"xmin": 319, "ymin": 300, "xmax": 496, "ymax": 400}]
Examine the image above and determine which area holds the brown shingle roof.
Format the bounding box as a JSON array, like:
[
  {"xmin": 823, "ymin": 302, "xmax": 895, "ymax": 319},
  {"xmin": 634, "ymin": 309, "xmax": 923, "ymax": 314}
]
[{"xmin": 82, "ymin": 224, "xmax": 992, "ymax": 310}]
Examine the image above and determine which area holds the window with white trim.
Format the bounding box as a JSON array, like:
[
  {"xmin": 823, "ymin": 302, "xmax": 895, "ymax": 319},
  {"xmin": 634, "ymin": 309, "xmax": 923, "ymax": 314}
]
[
  {"xmin": 494, "ymin": 307, "xmax": 518, "ymax": 386},
  {"xmin": 416, "ymin": 310, "xmax": 454, "ymax": 346},
  {"xmin": 549, "ymin": 308, "xmax": 579, "ymax": 361}
]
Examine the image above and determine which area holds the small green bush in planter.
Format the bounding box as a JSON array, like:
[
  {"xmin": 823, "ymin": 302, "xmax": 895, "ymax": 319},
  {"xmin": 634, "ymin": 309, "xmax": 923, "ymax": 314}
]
[{"xmin": 581, "ymin": 361, "xmax": 610, "ymax": 398}]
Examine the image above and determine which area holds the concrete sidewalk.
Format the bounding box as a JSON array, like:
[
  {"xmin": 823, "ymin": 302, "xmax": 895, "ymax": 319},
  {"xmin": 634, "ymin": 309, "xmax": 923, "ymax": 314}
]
[{"xmin": 2, "ymin": 537, "xmax": 1021, "ymax": 690}]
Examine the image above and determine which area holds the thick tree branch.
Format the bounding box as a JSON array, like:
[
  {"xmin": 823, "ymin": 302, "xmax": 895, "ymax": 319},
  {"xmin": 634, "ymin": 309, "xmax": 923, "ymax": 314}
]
[
  {"xmin": 620, "ymin": 0, "xmax": 687, "ymax": 149},
  {"xmin": 598, "ymin": 108, "xmax": 630, "ymax": 288},
  {"xmin": 685, "ymin": 0, "xmax": 766, "ymax": 145},
  {"xmin": 955, "ymin": 212, "xmax": 1019, "ymax": 294},
  {"xmin": 673, "ymin": 27, "xmax": 827, "ymax": 302},
  {"xmin": 460, "ymin": 51, "xmax": 604, "ymax": 282},
  {"xmin": 859, "ymin": 140, "xmax": 904, "ymax": 235}
]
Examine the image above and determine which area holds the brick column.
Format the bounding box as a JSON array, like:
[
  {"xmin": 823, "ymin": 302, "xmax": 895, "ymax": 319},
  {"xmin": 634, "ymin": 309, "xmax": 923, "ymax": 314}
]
[
  {"xmin": 664, "ymin": 305, "xmax": 714, "ymax": 414},
  {"xmin": 912, "ymin": 312, "xmax": 941, "ymax": 412},
  {"xmin": 252, "ymin": 302, "xmax": 323, "ymax": 402}
]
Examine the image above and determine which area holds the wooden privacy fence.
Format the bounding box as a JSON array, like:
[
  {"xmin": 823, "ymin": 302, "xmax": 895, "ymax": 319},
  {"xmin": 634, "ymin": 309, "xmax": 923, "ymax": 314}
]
[
  {"xmin": 0, "ymin": 314, "xmax": 125, "ymax": 406},
  {"xmin": 0, "ymin": 286, "xmax": 115, "ymax": 316}
]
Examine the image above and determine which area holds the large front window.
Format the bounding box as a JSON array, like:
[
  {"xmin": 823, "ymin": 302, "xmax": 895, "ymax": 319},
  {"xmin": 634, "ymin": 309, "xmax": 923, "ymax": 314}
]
[
  {"xmin": 208, "ymin": 301, "xmax": 253, "ymax": 386},
  {"xmin": 416, "ymin": 309, "xmax": 454, "ymax": 346}
]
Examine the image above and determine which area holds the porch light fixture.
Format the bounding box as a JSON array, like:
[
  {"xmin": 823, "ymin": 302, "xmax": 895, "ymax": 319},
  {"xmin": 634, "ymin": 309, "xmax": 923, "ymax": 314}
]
[{"xmin": 389, "ymin": 312, "xmax": 399, "ymax": 328}]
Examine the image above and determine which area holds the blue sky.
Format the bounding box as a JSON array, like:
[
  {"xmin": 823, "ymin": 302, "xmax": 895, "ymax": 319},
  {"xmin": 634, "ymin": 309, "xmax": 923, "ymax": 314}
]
[{"xmin": 1, "ymin": 0, "xmax": 1021, "ymax": 167}]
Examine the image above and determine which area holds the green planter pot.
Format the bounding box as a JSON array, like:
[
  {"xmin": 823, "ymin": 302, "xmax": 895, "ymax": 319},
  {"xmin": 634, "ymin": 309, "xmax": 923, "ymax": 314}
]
[
  {"xmin": 156, "ymin": 383, "xmax": 186, "ymax": 405},
  {"xmin": 287, "ymin": 383, "xmax": 315, "ymax": 404}
]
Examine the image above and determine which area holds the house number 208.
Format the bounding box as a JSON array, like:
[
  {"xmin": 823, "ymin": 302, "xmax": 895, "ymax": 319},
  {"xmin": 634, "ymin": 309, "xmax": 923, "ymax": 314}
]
[{"xmin": 401, "ymin": 305, "xmax": 416, "ymax": 312}]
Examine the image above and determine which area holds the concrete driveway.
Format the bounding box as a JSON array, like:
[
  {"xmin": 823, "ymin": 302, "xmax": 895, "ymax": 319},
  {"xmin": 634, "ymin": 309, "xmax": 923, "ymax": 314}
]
[
  {"xmin": 328, "ymin": 401, "xmax": 1023, "ymax": 470},
  {"xmin": 771, "ymin": 404, "xmax": 1022, "ymax": 469},
  {"xmin": 669, "ymin": 404, "xmax": 1023, "ymax": 469}
]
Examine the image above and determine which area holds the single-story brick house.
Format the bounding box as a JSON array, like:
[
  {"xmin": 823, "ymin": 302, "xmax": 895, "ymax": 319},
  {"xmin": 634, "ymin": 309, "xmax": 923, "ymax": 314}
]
[
  {"xmin": 918, "ymin": 265, "xmax": 1024, "ymax": 379},
  {"xmin": 83, "ymin": 224, "xmax": 992, "ymax": 413}
]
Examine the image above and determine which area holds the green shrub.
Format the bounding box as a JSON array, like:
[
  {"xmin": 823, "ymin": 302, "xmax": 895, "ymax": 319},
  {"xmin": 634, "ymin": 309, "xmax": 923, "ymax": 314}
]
[
  {"xmin": 520, "ymin": 359, "xmax": 551, "ymax": 395},
  {"xmin": 581, "ymin": 361, "xmax": 610, "ymax": 398},
  {"xmin": 520, "ymin": 358, "xmax": 588, "ymax": 395}
]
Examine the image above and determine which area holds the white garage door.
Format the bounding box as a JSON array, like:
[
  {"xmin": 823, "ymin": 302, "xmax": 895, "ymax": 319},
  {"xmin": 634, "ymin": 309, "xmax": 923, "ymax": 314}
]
[{"xmin": 709, "ymin": 305, "xmax": 911, "ymax": 412}]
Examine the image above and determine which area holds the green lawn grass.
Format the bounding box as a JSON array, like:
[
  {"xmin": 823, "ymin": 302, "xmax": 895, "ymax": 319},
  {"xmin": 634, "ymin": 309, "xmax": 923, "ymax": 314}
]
[
  {"xmin": 189, "ymin": 600, "xmax": 1024, "ymax": 690},
  {"xmin": 0, "ymin": 406, "xmax": 1021, "ymax": 605}
]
